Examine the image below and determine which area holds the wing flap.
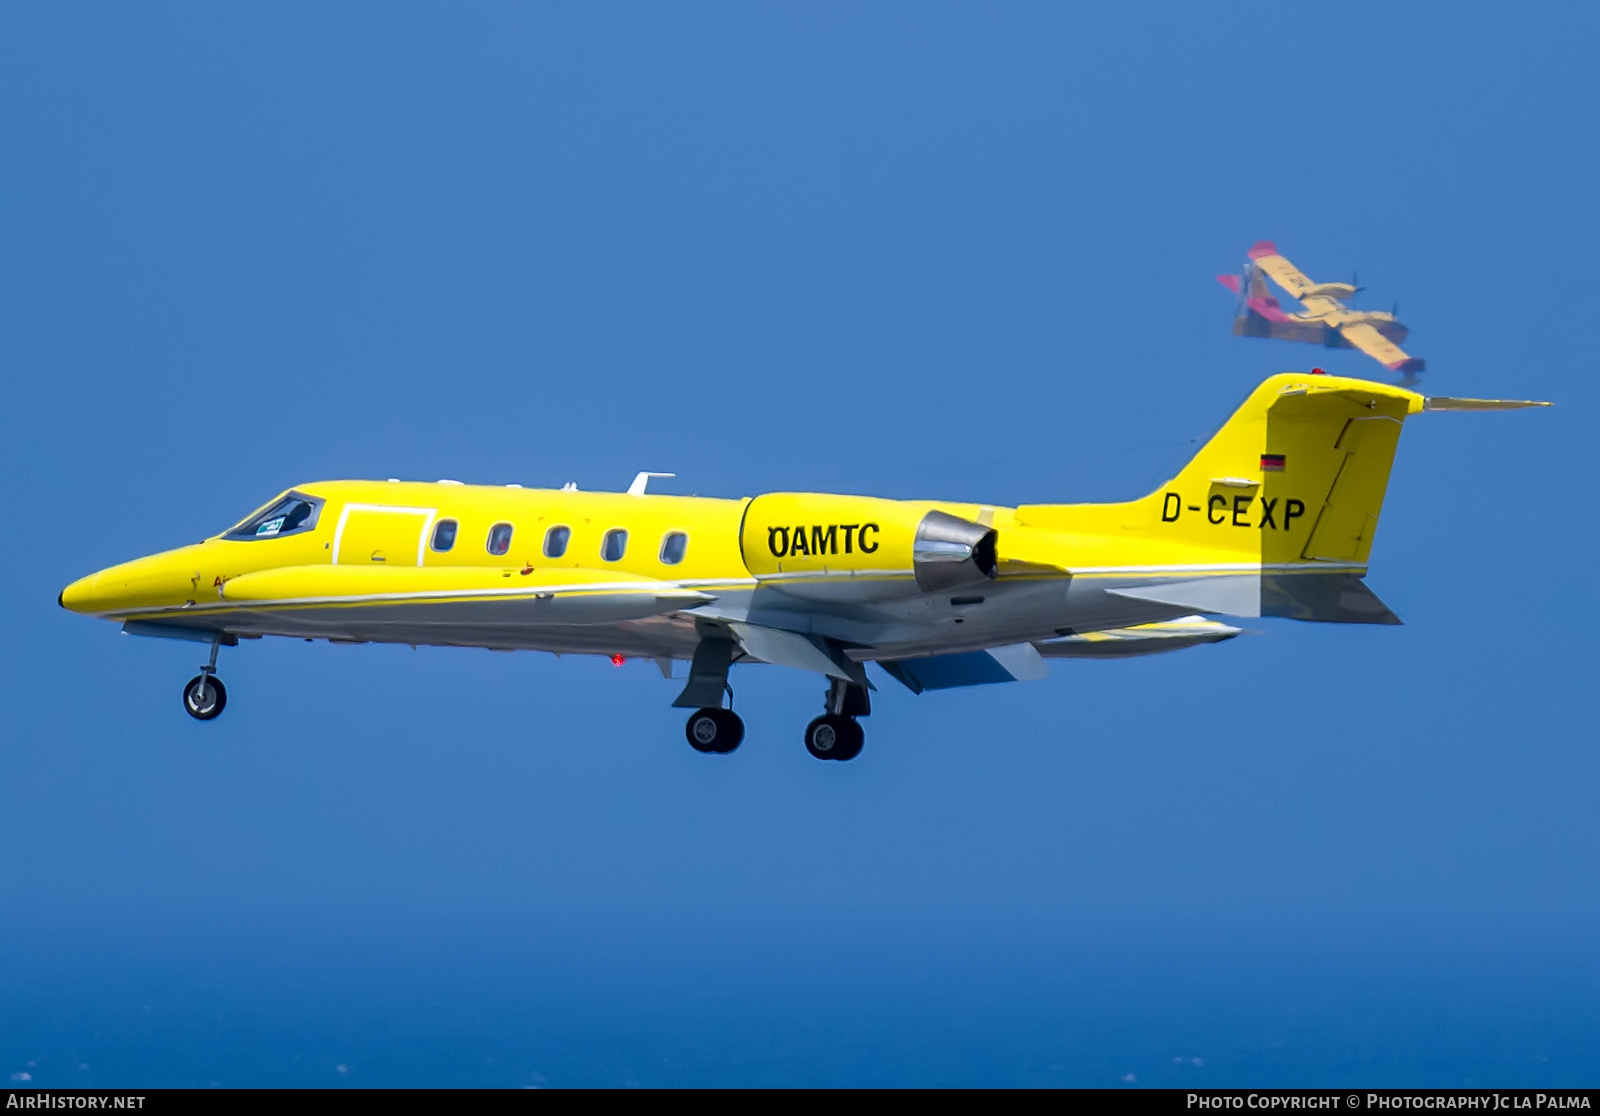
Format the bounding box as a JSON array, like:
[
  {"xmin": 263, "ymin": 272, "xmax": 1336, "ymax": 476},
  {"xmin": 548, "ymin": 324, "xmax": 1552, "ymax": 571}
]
[{"xmin": 878, "ymin": 643, "xmax": 1048, "ymax": 694}]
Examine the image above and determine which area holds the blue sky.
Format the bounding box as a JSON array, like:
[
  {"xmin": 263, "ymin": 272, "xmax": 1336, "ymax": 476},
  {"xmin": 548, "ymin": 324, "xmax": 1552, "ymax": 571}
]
[{"xmin": 2, "ymin": 2, "xmax": 1596, "ymax": 1087}]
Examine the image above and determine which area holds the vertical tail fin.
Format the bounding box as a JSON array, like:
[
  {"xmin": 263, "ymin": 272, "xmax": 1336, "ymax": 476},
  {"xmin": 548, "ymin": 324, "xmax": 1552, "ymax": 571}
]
[
  {"xmin": 1152, "ymin": 373, "xmax": 1421, "ymax": 568},
  {"xmin": 1014, "ymin": 373, "xmax": 1423, "ymax": 624}
]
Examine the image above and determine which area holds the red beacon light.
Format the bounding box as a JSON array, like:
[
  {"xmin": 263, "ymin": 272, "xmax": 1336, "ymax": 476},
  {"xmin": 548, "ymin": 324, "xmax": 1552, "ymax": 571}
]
[
  {"xmin": 610, "ymin": 654, "xmax": 626, "ymax": 666},
  {"xmin": 1310, "ymin": 367, "xmax": 1327, "ymax": 375}
]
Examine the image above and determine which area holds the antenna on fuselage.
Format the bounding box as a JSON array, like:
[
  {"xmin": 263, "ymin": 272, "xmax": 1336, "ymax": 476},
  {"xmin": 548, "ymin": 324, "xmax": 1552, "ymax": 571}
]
[{"xmin": 627, "ymin": 472, "xmax": 675, "ymax": 496}]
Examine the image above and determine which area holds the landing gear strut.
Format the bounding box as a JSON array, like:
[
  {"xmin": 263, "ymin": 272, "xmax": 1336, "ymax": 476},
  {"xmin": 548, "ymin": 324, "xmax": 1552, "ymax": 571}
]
[
  {"xmin": 805, "ymin": 678, "xmax": 868, "ymax": 761},
  {"xmin": 182, "ymin": 634, "xmax": 227, "ymax": 721},
  {"xmin": 675, "ymin": 630, "xmax": 744, "ymax": 755}
]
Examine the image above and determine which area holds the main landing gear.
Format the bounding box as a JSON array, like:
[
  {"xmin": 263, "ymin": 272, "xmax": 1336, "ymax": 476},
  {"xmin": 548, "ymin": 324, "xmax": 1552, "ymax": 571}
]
[
  {"xmin": 675, "ymin": 630, "xmax": 743, "ymax": 755},
  {"xmin": 671, "ymin": 630, "xmax": 868, "ymax": 761},
  {"xmin": 182, "ymin": 634, "xmax": 228, "ymax": 721},
  {"xmin": 684, "ymin": 704, "xmax": 744, "ymax": 754},
  {"xmin": 805, "ymin": 678, "xmax": 869, "ymax": 762},
  {"xmin": 804, "ymin": 713, "xmax": 863, "ymax": 761}
]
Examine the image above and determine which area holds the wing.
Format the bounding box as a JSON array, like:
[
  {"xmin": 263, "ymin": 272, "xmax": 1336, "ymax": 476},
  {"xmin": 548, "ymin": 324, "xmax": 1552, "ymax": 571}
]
[
  {"xmin": 199, "ymin": 565, "xmax": 714, "ymax": 646},
  {"xmin": 1338, "ymin": 321, "xmax": 1424, "ymax": 374},
  {"xmin": 1033, "ymin": 616, "xmax": 1242, "ymax": 659},
  {"xmin": 1247, "ymin": 240, "xmax": 1318, "ymax": 299},
  {"xmin": 729, "ymin": 621, "xmax": 862, "ymax": 681}
]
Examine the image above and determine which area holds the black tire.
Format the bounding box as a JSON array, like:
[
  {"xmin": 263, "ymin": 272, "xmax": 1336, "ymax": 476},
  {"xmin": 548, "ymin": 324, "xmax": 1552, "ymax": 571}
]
[
  {"xmin": 805, "ymin": 713, "xmax": 861, "ymax": 761},
  {"xmin": 832, "ymin": 717, "xmax": 865, "ymax": 762},
  {"xmin": 685, "ymin": 707, "xmax": 743, "ymax": 754},
  {"xmin": 183, "ymin": 674, "xmax": 227, "ymax": 721}
]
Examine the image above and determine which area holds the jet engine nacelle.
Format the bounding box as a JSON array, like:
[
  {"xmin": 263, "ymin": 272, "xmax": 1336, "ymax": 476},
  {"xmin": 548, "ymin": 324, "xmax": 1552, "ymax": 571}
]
[
  {"xmin": 912, "ymin": 509, "xmax": 998, "ymax": 592},
  {"xmin": 740, "ymin": 494, "xmax": 997, "ymax": 596},
  {"xmin": 1301, "ymin": 282, "xmax": 1358, "ymax": 300}
]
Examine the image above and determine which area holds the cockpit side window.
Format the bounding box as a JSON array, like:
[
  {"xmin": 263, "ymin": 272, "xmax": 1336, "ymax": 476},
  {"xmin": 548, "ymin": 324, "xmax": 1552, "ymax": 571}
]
[{"xmin": 224, "ymin": 493, "xmax": 324, "ymax": 541}]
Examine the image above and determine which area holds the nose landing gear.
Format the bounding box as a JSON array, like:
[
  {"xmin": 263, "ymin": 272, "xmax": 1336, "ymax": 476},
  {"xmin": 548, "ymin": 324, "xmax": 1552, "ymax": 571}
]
[
  {"xmin": 182, "ymin": 634, "xmax": 228, "ymax": 721},
  {"xmin": 183, "ymin": 674, "xmax": 227, "ymax": 720}
]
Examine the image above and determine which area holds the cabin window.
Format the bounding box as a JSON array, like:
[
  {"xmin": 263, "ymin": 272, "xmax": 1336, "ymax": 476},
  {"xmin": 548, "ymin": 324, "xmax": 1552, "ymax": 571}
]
[
  {"xmin": 486, "ymin": 522, "xmax": 514, "ymax": 556},
  {"xmin": 543, "ymin": 525, "xmax": 570, "ymax": 558},
  {"xmin": 430, "ymin": 519, "xmax": 458, "ymax": 552},
  {"xmin": 659, "ymin": 531, "xmax": 688, "ymax": 565},
  {"xmin": 224, "ymin": 493, "xmax": 323, "ymax": 541},
  {"xmin": 601, "ymin": 529, "xmax": 628, "ymax": 562}
]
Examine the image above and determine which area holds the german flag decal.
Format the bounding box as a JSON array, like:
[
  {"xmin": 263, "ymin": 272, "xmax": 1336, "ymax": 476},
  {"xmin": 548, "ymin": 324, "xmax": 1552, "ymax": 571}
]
[{"xmin": 1260, "ymin": 453, "xmax": 1286, "ymax": 472}]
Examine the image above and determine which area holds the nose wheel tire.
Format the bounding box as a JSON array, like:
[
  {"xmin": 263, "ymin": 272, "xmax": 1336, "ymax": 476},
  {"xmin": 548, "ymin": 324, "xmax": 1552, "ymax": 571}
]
[
  {"xmin": 183, "ymin": 674, "xmax": 227, "ymax": 721},
  {"xmin": 805, "ymin": 714, "xmax": 863, "ymax": 761},
  {"xmin": 685, "ymin": 707, "xmax": 743, "ymax": 754}
]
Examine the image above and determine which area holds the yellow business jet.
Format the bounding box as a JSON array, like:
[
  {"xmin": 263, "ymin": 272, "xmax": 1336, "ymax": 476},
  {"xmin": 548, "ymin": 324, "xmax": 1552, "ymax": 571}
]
[{"xmin": 59, "ymin": 371, "xmax": 1544, "ymax": 762}]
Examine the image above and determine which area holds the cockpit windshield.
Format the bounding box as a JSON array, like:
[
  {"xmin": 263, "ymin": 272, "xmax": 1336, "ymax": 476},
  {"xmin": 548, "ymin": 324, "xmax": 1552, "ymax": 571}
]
[{"xmin": 224, "ymin": 492, "xmax": 323, "ymax": 540}]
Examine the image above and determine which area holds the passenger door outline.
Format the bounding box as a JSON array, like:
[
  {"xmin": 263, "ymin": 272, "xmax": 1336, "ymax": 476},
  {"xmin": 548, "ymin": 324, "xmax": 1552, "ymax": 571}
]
[{"xmin": 331, "ymin": 504, "xmax": 438, "ymax": 566}]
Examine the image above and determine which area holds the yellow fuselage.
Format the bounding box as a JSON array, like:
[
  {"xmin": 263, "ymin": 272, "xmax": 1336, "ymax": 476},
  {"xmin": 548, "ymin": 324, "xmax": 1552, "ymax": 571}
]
[{"xmin": 60, "ymin": 373, "xmax": 1425, "ymax": 667}]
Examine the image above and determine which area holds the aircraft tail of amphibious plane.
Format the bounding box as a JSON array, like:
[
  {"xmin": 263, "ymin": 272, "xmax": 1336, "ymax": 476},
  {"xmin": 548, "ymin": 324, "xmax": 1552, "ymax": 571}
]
[{"xmin": 59, "ymin": 371, "xmax": 1548, "ymax": 762}]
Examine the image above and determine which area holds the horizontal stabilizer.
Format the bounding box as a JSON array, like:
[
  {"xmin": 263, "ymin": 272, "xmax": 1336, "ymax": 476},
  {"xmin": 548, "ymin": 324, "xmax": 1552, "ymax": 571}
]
[
  {"xmin": 1261, "ymin": 573, "xmax": 1401, "ymax": 625},
  {"xmin": 1424, "ymin": 396, "xmax": 1551, "ymax": 411},
  {"xmin": 878, "ymin": 642, "xmax": 1049, "ymax": 694},
  {"xmin": 1108, "ymin": 576, "xmax": 1260, "ymax": 618},
  {"xmin": 1107, "ymin": 573, "xmax": 1402, "ymax": 625},
  {"xmin": 1217, "ymin": 273, "xmax": 1242, "ymax": 293}
]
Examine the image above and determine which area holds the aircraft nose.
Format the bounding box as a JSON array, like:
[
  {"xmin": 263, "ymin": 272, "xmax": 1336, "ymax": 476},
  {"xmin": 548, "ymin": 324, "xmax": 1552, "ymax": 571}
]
[
  {"xmin": 59, "ymin": 548, "xmax": 205, "ymax": 615},
  {"xmin": 59, "ymin": 571, "xmax": 104, "ymax": 614}
]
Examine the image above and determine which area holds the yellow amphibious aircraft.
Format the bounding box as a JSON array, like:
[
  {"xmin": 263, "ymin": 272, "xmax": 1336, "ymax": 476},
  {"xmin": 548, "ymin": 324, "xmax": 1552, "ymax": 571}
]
[
  {"xmin": 60, "ymin": 372, "xmax": 1544, "ymax": 762},
  {"xmin": 1219, "ymin": 241, "xmax": 1426, "ymax": 381}
]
